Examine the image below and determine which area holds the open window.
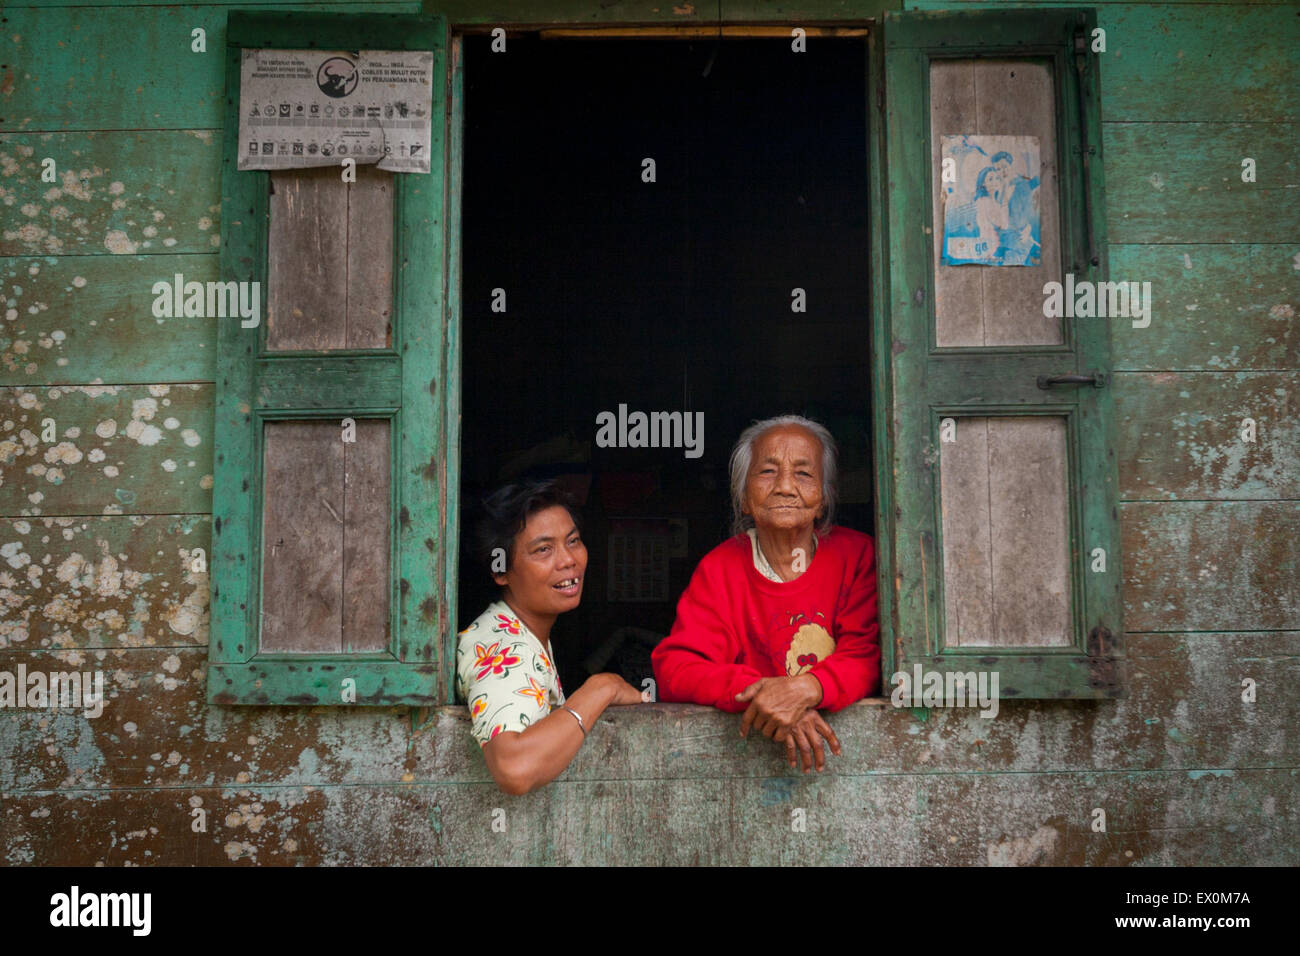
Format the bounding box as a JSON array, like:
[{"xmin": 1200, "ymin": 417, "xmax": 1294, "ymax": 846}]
[{"xmin": 455, "ymin": 29, "xmax": 874, "ymax": 696}]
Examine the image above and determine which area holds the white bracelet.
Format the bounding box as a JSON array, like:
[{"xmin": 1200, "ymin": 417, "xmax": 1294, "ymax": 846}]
[{"xmin": 561, "ymin": 705, "xmax": 587, "ymax": 737}]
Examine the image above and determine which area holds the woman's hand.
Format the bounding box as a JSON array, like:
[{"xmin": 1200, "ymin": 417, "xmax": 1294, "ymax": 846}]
[
  {"xmin": 777, "ymin": 709, "xmax": 841, "ymax": 773},
  {"xmin": 588, "ymin": 672, "xmax": 647, "ymax": 706},
  {"xmin": 735, "ymin": 674, "xmax": 823, "ymax": 740}
]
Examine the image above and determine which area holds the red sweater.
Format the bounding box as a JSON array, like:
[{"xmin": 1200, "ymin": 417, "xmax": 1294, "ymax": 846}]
[{"xmin": 651, "ymin": 526, "xmax": 881, "ymax": 712}]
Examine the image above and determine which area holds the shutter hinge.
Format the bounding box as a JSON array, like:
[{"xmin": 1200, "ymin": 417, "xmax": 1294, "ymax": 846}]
[
  {"xmin": 1087, "ymin": 625, "xmax": 1120, "ymax": 692},
  {"xmin": 1087, "ymin": 624, "xmax": 1117, "ymax": 656}
]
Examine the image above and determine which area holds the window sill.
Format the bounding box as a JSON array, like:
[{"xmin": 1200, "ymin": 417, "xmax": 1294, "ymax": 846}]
[{"xmin": 430, "ymin": 697, "xmax": 952, "ymax": 785}]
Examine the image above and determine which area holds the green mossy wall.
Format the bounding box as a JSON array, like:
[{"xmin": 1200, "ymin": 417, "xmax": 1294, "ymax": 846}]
[{"xmin": 1, "ymin": 0, "xmax": 1295, "ymax": 865}]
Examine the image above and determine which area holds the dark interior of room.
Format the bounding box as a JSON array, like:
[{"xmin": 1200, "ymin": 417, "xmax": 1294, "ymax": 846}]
[{"xmin": 459, "ymin": 33, "xmax": 873, "ymax": 694}]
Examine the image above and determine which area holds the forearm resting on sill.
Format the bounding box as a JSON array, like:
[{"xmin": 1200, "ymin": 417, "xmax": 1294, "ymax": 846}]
[{"xmin": 434, "ymin": 698, "xmax": 898, "ymax": 786}]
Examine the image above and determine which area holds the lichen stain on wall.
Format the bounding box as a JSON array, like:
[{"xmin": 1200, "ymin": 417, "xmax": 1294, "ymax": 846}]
[
  {"xmin": 1, "ymin": 139, "xmax": 222, "ymax": 260},
  {"xmin": 987, "ymin": 821, "xmax": 1063, "ymax": 866},
  {"xmin": 0, "ymin": 514, "xmax": 210, "ymax": 651},
  {"xmin": 1, "ymin": 384, "xmax": 214, "ymax": 518}
]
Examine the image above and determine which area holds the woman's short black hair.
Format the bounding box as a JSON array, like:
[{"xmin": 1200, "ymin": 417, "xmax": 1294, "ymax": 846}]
[{"xmin": 474, "ymin": 479, "xmax": 582, "ymax": 576}]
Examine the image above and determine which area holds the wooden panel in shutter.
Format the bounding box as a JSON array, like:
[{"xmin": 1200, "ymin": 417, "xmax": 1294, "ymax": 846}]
[
  {"xmin": 261, "ymin": 420, "xmax": 346, "ymax": 653},
  {"xmin": 267, "ymin": 168, "xmax": 350, "ymax": 351},
  {"xmin": 261, "ymin": 162, "xmax": 395, "ymax": 654},
  {"xmin": 267, "ymin": 165, "xmax": 393, "ymax": 351},
  {"xmin": 939, "ymin": 416, "xmax": 1072, "ymax": 647},
  {"xmin": 259, "ymin": 419, "xmax": 390, "ymax": 654},
  {"xmin": 347, "ymin": 167, "xmax": 395, "ymax": 350},
  {"xmin": 342, "ymin": 418, "xmax": 390, "ymax": 653},
  {"xmin": 929, "ymin": 58, "xmax": 1063, "ymax": 348}
]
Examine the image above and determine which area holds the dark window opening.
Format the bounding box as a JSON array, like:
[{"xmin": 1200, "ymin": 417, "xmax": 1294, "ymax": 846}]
[{"xmin": 459, "ymin": 35, "xmax": 873, "ymax": 695}]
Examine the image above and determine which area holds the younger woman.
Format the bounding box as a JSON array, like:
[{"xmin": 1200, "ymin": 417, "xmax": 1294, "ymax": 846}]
[{"xmin": 457, "ymin": 480, "xmax": 645, "ymax": 794}]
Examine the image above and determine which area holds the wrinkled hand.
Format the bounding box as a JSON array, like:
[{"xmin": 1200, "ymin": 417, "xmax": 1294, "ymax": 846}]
[
  {"xmin": 735, "ymin": 674, "xmax": 823, "ymax": 741},
  {"xmin": 777, "ymin": 709, "xmax": 841, "ymax": 773}
]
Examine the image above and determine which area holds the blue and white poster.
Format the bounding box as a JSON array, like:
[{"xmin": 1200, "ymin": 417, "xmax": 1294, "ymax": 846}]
[{"xmin": 940, "ymin": 135, "xmax": 1041, "ymax": 266}]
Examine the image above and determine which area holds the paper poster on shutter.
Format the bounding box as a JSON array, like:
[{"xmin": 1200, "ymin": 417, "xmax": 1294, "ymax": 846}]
[
  {"xmin": 238, "ymin": 49, "xmax": 434, "ymax": 173},
  {"xmin": 939, "ymin": 135, "xmax": 1041, "ymax": 266}
]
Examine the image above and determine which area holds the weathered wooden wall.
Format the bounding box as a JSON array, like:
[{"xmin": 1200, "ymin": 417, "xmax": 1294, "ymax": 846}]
[{"xmin": 2, "ymin": 0, "xmax": 1296, "ymax": 865}]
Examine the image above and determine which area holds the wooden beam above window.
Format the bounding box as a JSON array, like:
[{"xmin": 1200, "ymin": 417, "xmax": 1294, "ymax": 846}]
[{"xmin": 535, "ymin": 25, "xmax": 870, "ymax": 39}]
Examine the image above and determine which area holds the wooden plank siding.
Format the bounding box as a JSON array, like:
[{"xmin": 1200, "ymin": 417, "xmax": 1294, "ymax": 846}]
[
  {"xmin": 1, "ymin": 255, "xmax": 220, "ymax": 384},
  {"xmin": 8, "ymin": 5, "xmax": 1295, "ymax": 131},
  {"xmin": 1109, "ymin": 243, "xmax": 1298, "ymax": 372},
  {"xmin": 1115, "ymin": 371, "xmax": 1299, "ymax": 500},
  {"xmin": 1, "ymin": 0, "xmax": 1296, "ymax": 864},
  {"xmin": 1122, "ymin": 500, "xmax": 1298, "ymax": 632},
  {"xmin": 2, "ymin": 125, "xmax": 1290, "ymax": 258},
  {"xmin": 0, "ymin": 132, "xmax": 222, "ymax": 258},
  {"xmin": 0, "ymin": 5, "xmax": 424, "ymax": 133}
]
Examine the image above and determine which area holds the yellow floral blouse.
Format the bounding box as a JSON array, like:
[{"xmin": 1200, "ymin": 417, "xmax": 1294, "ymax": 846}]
[{"xmin": 456, "ymin": 599, "xmax": 566, "ymax": 748}]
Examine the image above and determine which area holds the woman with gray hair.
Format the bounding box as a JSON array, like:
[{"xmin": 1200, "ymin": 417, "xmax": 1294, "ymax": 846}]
[{"xmin": 651, "ymin": 415, "xmax": 881, "ymax": 773}]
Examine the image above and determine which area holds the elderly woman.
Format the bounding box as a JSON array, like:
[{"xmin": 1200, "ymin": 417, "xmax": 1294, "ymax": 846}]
[
  {"xmin": 651, "ymin": 415, "xmax": 880, "ymax": 773},
  {"xmin": 457, "ymin": 480, "xmax": 644, "ymax": 795}
]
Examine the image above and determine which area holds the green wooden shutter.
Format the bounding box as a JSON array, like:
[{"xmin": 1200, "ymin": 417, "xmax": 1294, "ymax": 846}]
[
  {"xmin": 878, "ymin": 9, "xmax": 1124, "ymax": 699},
  {"xmin": 208, "ymin": 12, "xmax": 450, "ymax": 705}
]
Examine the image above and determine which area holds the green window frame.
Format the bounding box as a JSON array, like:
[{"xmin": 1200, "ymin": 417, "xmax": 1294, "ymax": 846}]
[
  {"xmin": 873, "ymin": 8, "xmax": 1125, "ymax": 699},
  {"xmin": 207, "ymin": 11, "xmax": 456, "ymax": 706},
  {"xmin": 207, "ymin": 4, "xmax": 1120, "ymax": 709}
]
